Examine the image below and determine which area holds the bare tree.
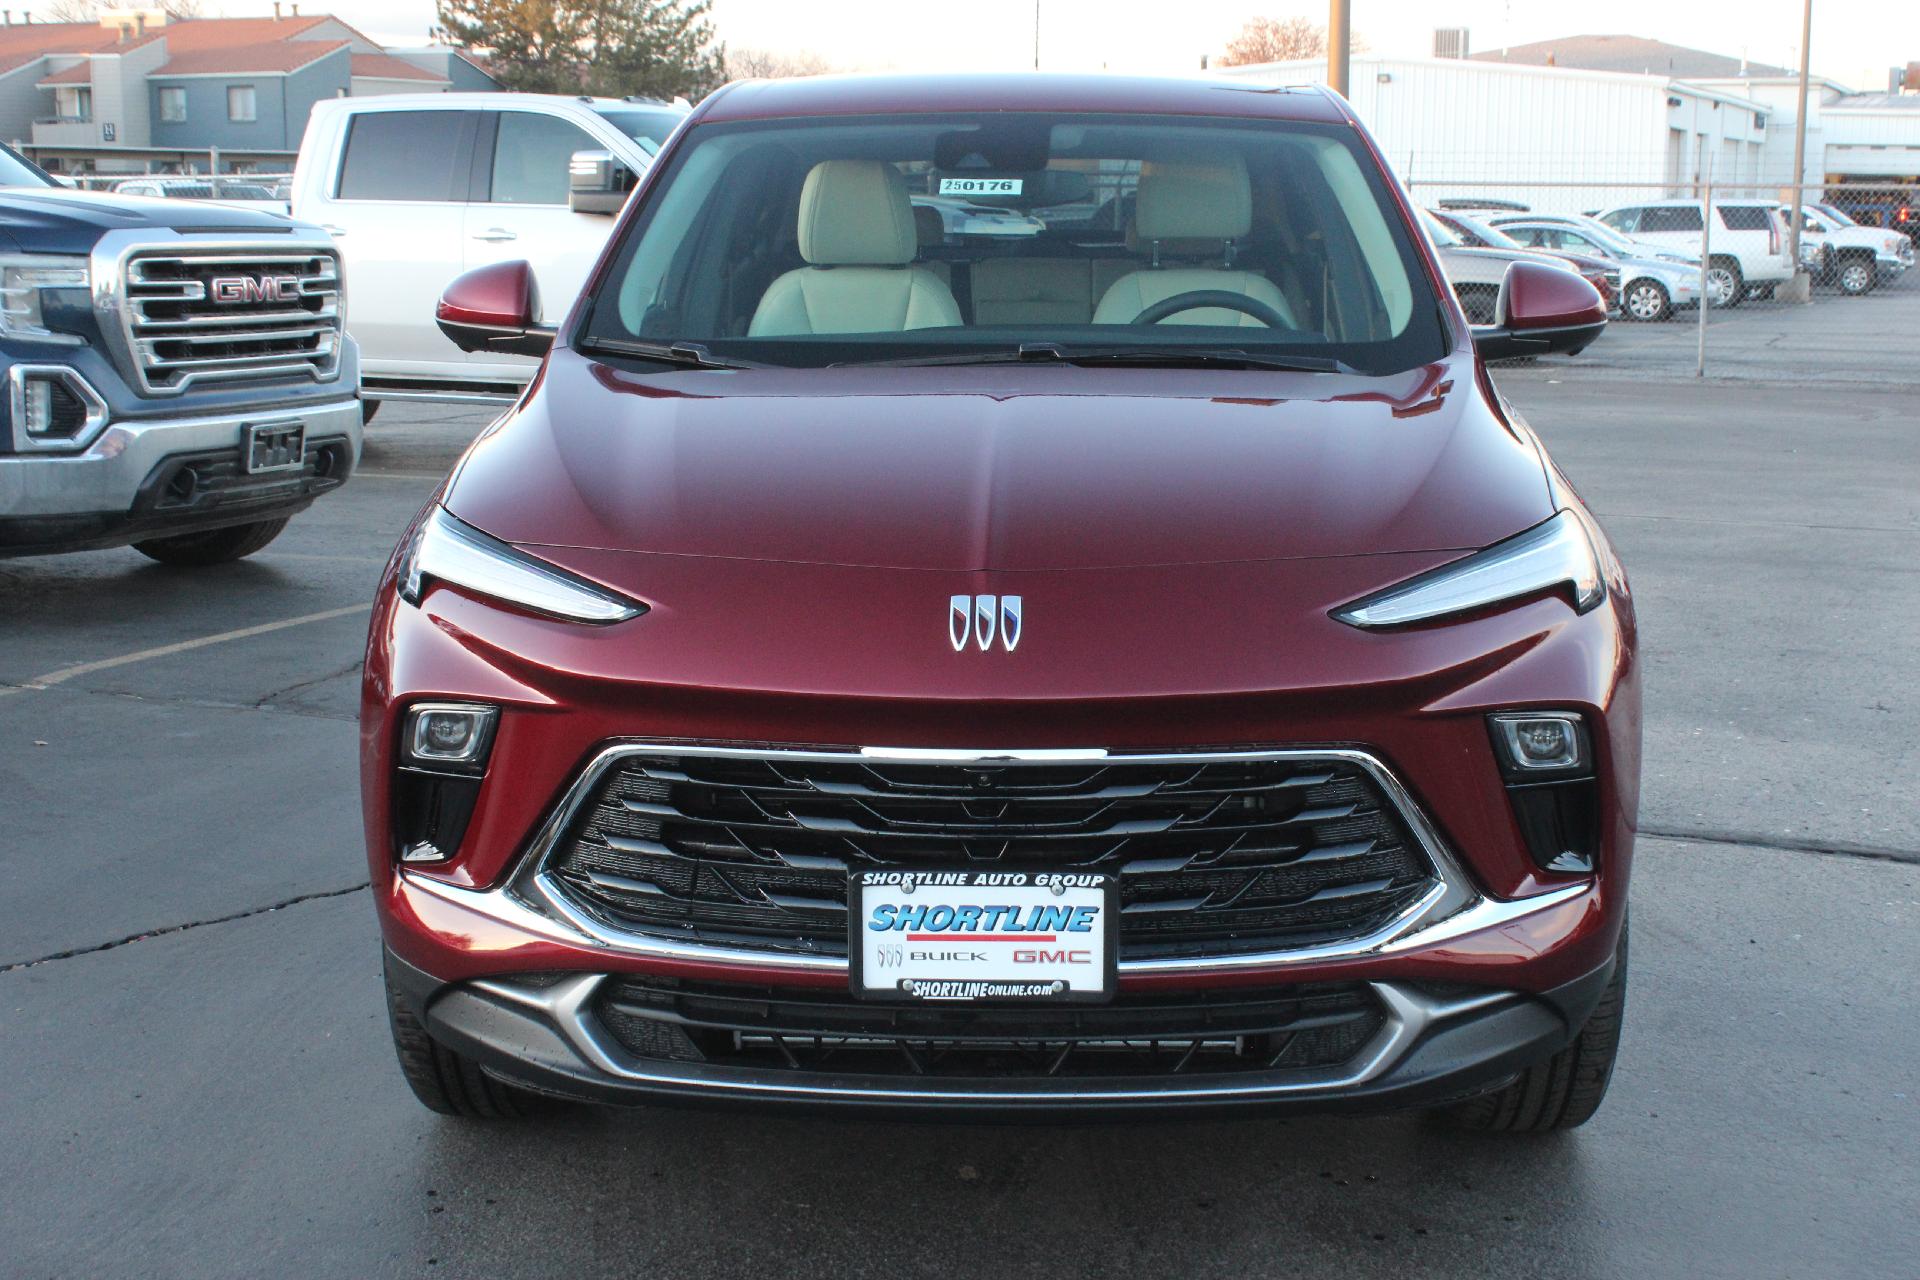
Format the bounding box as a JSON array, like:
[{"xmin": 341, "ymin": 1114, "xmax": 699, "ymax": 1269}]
[
  {"xmin": 39, "ymin": 0, "xmax": 209, "ymax": 20},
  {"xmin": 725, "ymin": 46, "xmax": 833, "ymax": 80},
  {"xmin": 1220, "ymin": 15, "xmax": 1332, "ymax": 66}
]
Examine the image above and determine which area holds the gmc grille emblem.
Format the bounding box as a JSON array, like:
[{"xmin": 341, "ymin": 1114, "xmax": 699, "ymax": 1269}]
[
  {"xmin": 210, "ymin": 275, "xmax": 300, "ymax": 305},
  {"xmin": 949, "ymin": 594, "xmax": 1022, "ymax": 653}
]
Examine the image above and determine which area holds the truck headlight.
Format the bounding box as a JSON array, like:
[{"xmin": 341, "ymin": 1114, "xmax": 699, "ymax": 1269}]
[
  {"xmin": 1333, "ymin": 510, "xmax": 1605, "ymax": 629},
  {"xmin": 0, "ymin": 255, "xmax": 90, "ymax": 343}
]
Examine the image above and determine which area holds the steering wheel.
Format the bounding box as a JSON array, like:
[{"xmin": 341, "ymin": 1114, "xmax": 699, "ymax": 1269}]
[{"xmin": 1132, "ymin": 290, "xmax": 1290, "ymax": 328}]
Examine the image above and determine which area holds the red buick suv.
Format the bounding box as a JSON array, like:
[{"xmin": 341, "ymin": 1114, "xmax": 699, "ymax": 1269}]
[{"xmin": 364, "ymin": 74, "xmax": 1635, "ymax": 1131}]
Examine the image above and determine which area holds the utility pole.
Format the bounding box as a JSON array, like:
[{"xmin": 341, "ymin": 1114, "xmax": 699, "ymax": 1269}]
[
  {"xmin": 1783, "ymin": 0, "xmax": 1814, "ymax": 301},
  {"xmin": 1327, "ymin": 0, "xmax": 1351, "ymax": 96},
  {"xmin": 1033, "ymin": 0, "xmax": 1040, "ymax": 70}
]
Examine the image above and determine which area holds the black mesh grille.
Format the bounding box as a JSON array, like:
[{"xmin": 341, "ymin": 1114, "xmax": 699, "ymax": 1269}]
[
  {"xmin": 594, "ymin": 976, "xmax": 1385, "ymax": 1078},
  {"xmin": 544, "ymin": 751, "xmax": 1439, "ymax": 960}
]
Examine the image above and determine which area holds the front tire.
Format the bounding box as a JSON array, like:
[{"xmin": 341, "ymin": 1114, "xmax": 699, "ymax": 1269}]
[
  {"xmin": 1836, "ymin": 255, "xmax": 1876, "ymax": 296},
  {"xmin": 1705, "ymin": 257, "xmax": 1744, "ymax": 308},
  {"xmin": 1437, "ymin": 925, "xmax": 1628, "ymax": 1133},
  {"xmin": 133, "ymin": 517, "xmax": 289, "ymax": 566},
  {"xmin": 1621, "ymin": 278, "xmax": 1671, "ymax": 322},
  {"xmin": 386, "ymin": 964, "xmax": 540, "ymax": 1119}
]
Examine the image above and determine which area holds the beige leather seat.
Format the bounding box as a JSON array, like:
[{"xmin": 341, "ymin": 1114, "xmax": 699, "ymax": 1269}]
[
  {"xmin": 1092, "ymin": 156, "xmax": 1296, "ymax": 329},
  {"xmin": 750, "ymin": 161, "xmax": 963, "ymax": 336}
]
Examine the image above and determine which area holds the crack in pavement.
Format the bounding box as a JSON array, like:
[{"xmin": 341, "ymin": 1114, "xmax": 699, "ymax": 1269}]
[
  {"xmin": 253, "ymin": 658, "xmax": 364, "ymax": 710},
  {"xmin": 0, "ymin": 882, "xmax": 369, "ymax": 974},
  {"xmin": 1641, "ymin": 826, "xmax": 1918, "ymax": 865}
]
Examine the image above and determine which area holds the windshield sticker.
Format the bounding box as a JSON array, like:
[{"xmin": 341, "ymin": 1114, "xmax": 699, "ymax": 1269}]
[{"xmin": 939, "ymin": 177, "xmax": 1023, "ymax": 197}]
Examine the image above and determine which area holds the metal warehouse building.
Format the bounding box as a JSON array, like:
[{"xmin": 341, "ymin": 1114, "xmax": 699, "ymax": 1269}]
[{"xmin": 1214, "ymin": 37, "xmax": 1920, "ymax": 216}]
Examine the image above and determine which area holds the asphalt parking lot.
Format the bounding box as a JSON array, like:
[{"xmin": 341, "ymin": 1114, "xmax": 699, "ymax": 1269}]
[{"xmin": 3, "ymin": 288, "xmax": 1917, "ymax": 1279}]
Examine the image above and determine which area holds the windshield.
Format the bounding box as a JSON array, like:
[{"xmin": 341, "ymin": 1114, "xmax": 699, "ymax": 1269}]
[
  {"xmin": 592, "ymin": 107, "xmax": 687, "ymax": 156},
  {"xmin": 1815, "ymin": 203, "xmax": 1857, "ymax": 227},
  {"xmin": 1445, "ymin": 210, "xmax": 1524, "ymax": 250},
  {"xmin": 580, "ymin": 112, "xmax": 1446, "ymax": 374},
  {"xmin": 0, "ymin": 142, "xmax": 54, "ymax": 189}
]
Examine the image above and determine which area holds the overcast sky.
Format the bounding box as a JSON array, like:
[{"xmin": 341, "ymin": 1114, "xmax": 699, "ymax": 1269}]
[{"xmin": 324, "ymin": 0, "xmax": 1914, "ymax": 94}]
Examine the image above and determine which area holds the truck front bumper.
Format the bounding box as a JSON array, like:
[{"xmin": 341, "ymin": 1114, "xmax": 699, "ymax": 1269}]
[{"xmin": 0, "ymin": 394, "xmax": 361, "ymax": 556}]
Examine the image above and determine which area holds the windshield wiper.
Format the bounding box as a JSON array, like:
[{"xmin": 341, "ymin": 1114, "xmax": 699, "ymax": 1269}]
[
  {"xmin": 836, "ymin": 342, "xmax": 1347, "ymax": 373},
  {"xmin": 576, "ymin": 336, "xmax": 765, "ymax": 370}
]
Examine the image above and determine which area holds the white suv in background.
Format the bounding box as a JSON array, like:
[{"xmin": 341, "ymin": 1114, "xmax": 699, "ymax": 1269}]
[
  {"xmin": 1595, "ymin": 199, "xmax": 1792, "ymax": 308},
  {"xmin": 291, "ymin": 93, "xmax": 687, "ymax": 409}
]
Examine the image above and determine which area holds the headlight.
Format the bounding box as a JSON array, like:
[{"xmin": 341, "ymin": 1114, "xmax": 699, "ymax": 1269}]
[
  {"xmin": 1333, "ymin": 510, "xmax": 1605, "ymax": 629},
  {"xmin": 0, "ymin": 255, "xmax": 90, "ymax": 343},
  {"xmin": 396, "ymin": 505, "xmax": 645, "ymax": 624}
]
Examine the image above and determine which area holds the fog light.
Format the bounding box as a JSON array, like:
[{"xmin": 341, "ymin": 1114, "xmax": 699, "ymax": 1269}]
[
  {"xmin": 404, "ymin": 702, "xmax": 498, "ymax": 770},
  {"xmin": 1491, "ymin": 713, "xmax": 1586, "ymax": 774},
  {"xmin": 22, "ymin": 377, "xmax": 52, "ymax": 434}
]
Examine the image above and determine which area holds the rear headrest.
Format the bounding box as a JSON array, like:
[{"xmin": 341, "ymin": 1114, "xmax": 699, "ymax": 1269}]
[
  {"xmin": 912, "ymin": 202, "xmax": 944, "ymax": 248},
  {"xmin": 797, "ymin": 159, "xmax": 917, "ymax": 266},
  {"xmin": 1134, "ymin": 155, "xmax": 1253, "ymax": 242}
]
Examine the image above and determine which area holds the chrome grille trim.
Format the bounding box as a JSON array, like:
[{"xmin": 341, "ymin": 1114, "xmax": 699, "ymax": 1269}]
[
  {"xmin": 406, "ymin": 741, "xmax": 1558, "ymax": 978},
  {"xmin": 91, "ymin": 229, "xmax": 346, "ymax": 397}
]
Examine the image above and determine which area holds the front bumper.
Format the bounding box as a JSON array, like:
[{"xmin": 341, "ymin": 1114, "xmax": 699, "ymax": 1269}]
[
  {"xmin": 389, "ymin": 946, "xmax": 1619, "ymax": 1116},
  {"xmin": 0, "ymin": 393, "xmax": 361, "ymax": 555}
]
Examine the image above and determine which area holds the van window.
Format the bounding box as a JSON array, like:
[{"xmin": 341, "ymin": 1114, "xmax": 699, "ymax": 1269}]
[
  {"xmin": 1639, "ymin": 206, "xmax": 1703, "ymax": 233},
  {"xmin": 337, "ymin": 111, "xmax": 470, "ymax": 201},
  {"xmin": 1718, "ymin": 205, "xmax": 1773, "ymax": 232},
  {"xmin": 489, "ymin": 112, "xmax": 600, "ymax": 204}
]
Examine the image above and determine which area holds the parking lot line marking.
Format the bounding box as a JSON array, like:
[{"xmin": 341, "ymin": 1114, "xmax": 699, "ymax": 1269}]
[{"xmin": 14, "ymin": 603, "xmax": 369, "ymax": 692}]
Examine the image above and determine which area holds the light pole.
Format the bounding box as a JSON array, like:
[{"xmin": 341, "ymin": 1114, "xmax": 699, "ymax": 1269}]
[
  {"xmin": 1784, "ymin": 0, "xmax": 1814, "ymax": 300},
  {"xmin": 1034, "ymin": 0, "xmax": 1040, "ymax": 70},
  {"xmin": 1328, "ymin": 0, "xmax": 1351, "ymax": 97}
]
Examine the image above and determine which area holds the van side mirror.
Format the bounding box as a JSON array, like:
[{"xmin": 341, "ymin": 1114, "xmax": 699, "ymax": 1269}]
[
  {"xmin": 569, "ymin": 149, "xmax": 634, "ymax": 215},
  {"xmin": 1472, "ymin": 260, "xmax": 1608, "ymax": 362},
  {"xmin": 436, "ymin": 260, "xmax": 554, "ymax": 357}
]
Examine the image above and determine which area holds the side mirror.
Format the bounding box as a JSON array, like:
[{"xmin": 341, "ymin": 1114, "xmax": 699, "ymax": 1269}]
[
  {"xmin": 1472, "ymin": 260, "xmax": 1608, "ymax": 361},
  {"xmin": 569, "ymin": 149, "xmax": 634, "ymax": 215},
  {"xmin": 436, "ymin": 260, "xmax": 554, "ymax": 357}
]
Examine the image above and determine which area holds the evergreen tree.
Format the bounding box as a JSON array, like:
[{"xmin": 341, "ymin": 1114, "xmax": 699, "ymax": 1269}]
[{"xmin": 434, "ymin": 0, "xmax": 725, "ymax": 100}]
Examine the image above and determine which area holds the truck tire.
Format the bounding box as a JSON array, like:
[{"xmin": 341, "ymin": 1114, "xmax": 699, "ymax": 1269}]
[
  {"xmin": 1621, "ymin": 278, "xmax": 1671, "ymax": 322},
  {"xmin": 132, "ymin": 517, "xmax": 289, "ymax": 566},
  {"xmin": 1836, "ymin": 254, "xmax": 1876, "ymax": 296},
  {"xmin": 1705, "ymin": 257, "xmax": 1743, "ymax": 309},
  {"xmin": 386, "ymin": 964, "xmax": 540, "ymax": 1119},
  {"xmin": 1436, "ymin": 924, "xmax": 1628, "ymax": 1134}
]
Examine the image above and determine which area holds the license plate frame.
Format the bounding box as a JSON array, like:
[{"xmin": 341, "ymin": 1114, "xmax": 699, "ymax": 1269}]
[
  {"xmin": 849, "ymin": 868, "xmax": 1118, "ymax": 1004},
  {"xmin": 244, "ymin": 420, "xmax": 306, "ymax": 475}
]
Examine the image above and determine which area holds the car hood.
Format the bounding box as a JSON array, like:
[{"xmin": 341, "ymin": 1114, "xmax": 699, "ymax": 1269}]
[
  {"xmin": 442, "ymin": 347, "xmax": 1553, "ymax": 573},
  {"xmin": 0, "ymin": 187, "xmax": 297, "ymax": 255}
]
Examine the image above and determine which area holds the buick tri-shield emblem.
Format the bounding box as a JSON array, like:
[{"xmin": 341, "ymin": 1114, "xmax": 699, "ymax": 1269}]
[{"xmin": 950, "ymin": 594, "xmax": 1021, "ymax": 652}]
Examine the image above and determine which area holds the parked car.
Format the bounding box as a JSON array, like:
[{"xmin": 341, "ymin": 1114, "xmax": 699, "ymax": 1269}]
[
  {"xmin": 1593, "ymin": 199, "xmax": 1793, "ymax": 308},
  {"xmin": 0, "ymin": 143, "xmax": 359, "ymax": 563},
  {"xmin": 1784, "ymin": 204, "xmax": 1913, "ymax": 294},
  {"xmin": 1419, "ymin": 209, "xmax": 1604, "ymax": 328},
  {"xmin": 1825, "ymin": 190, "xmax": 1918, "ymax": 245},
  {"xmin": 1496, "ymin": 218, "xmax": 1700, "ymax": 321},
  {"xmin": 1427, "ymin": 208, "xmax": 1620, "ymax": 313},
  {"xmin": 290, "ymin": 92, "xmax": 688, "ymax": 409},
  {"xmin": 1486, "ymin": 212, "xmax": 1699, "ymax": 268},
  {"xmin": 369, "ymin": 73, "xmax": 1631, "ymax": 1132},
  {"xmin": 111, "ymin": 175, "xmax": 291, "ymax": 214}
]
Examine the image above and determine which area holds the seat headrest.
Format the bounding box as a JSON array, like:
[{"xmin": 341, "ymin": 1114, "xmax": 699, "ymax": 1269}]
[
  {"xmin": 1133, "ymin": 155, "xmax": 1253, "ymax": 243},
  {"xmin": 797, "ymin": 160, "xmax": 917, "ymax": 266},
  {"xmin": 912, "ymin": 202, "xmax": 944, "ymax": 248}
]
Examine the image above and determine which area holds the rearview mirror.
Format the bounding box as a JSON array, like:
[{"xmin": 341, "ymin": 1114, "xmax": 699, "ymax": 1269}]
[
  {"xmin": 435, "ymin": 260, "xmax": 554, "ymax": 357},
  {"xmin": 1472, "ymin": 260, "xmax": 1608, "ymax": 361},
  {"xmin": 569, "ymin": 149, "xmax": 634, "ymax": 215}
]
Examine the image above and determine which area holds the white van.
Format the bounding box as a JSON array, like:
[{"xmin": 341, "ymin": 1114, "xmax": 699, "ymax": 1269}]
[{"xmin": 291, "ymin": 93, "xmax": 686, "ymax": 407}]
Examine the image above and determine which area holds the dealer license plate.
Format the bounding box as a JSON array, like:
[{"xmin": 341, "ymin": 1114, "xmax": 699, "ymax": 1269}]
[
  {"xmin": 244, "ymin": 421, "xmax": 306, "ymax": 475},
  {"xmin": 850, "ymin": 869, "xmax": 1117, "ymax": 1003}
]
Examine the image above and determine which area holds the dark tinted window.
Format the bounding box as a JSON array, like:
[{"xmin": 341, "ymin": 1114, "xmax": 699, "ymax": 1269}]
[
  {"xmin": 489, "ymin": 112, "xmax": 600, "ymax": 204},
  {"xmin": 1718, "ymin": 205, "xmax": 1773, "ymax": 231},
  {"xmin": 1640, "ymin": 206, "xmax": 1704, "ymax": 233},
  {"xmin": 337, "ymin": 111, "xmax": 469, "ymax": 201}
]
